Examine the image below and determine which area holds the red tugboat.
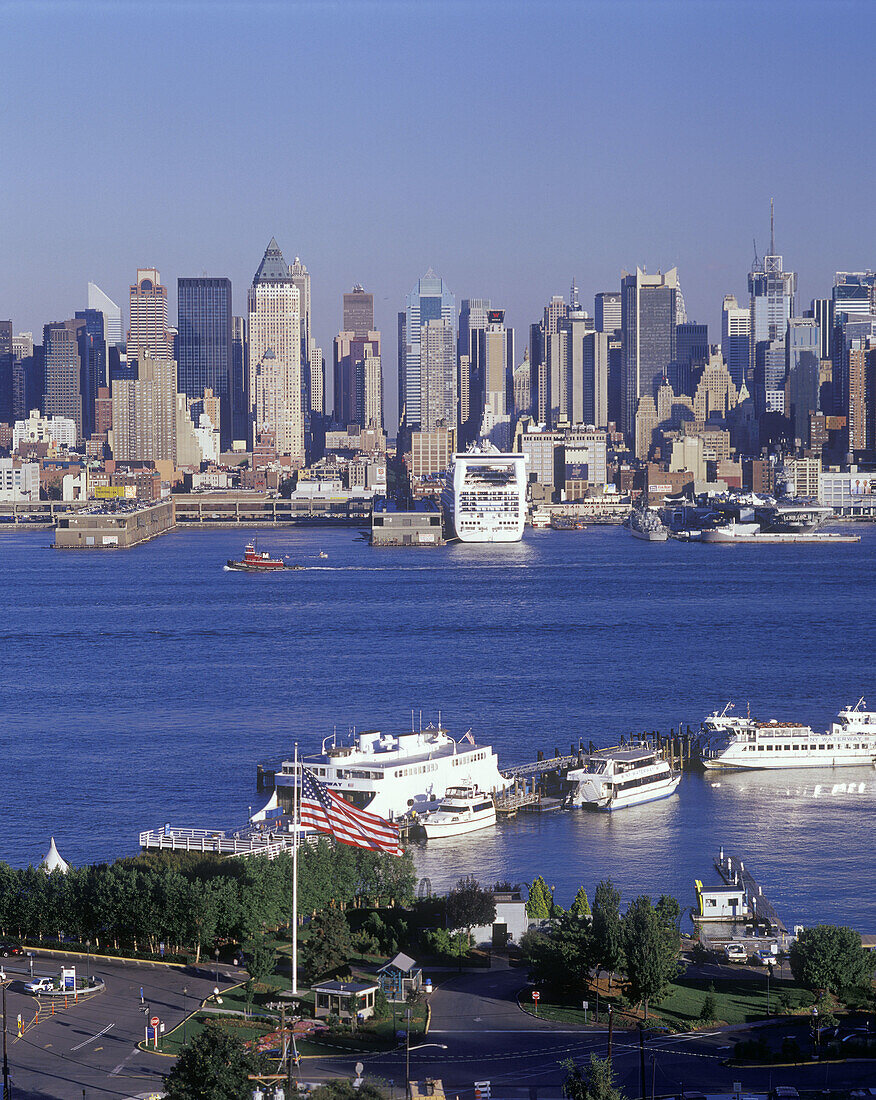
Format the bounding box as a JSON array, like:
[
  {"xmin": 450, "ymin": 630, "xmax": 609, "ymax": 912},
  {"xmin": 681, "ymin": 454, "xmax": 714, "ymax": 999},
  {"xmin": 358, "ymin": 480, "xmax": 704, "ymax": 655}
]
[{"xmin": 226, "ymin": 541, "xmax": 291, "ymax": 572}]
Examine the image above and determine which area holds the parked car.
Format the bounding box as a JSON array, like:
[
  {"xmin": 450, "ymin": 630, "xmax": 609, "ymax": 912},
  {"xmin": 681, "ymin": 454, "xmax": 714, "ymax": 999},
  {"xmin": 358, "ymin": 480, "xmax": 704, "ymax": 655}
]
[
  {"xmin": 0, "ymin": 943, "xmax": 20, "ymax": 957},
  {"xmin": 24, "ymin": 977, "xmax": 54, "ymax": 994},
  {"xmin": 724, "ymin": 942, "xmax": 748, "ymax": 963},
  {"xmin": 752, "ymin": 947, "xmax": 778, "ymax": 965}
]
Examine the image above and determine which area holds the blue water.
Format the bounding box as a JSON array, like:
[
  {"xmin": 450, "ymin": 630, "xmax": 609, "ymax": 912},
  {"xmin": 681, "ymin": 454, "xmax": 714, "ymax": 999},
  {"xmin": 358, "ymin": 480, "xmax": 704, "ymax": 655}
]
[{"xmin": 1, "ymin": 523, "xmax": 874, "ymax": 930}]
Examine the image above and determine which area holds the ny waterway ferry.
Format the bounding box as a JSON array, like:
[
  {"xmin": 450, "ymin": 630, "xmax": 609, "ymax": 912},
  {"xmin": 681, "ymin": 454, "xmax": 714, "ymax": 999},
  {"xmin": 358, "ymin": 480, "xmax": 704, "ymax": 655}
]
[
  {"xmin": 701, "ymin": 699, "xmax": 876, "ymax": 770},
  {"xmin": 566, "ymin": 746, "xmax": 680, "ymax": 810}
]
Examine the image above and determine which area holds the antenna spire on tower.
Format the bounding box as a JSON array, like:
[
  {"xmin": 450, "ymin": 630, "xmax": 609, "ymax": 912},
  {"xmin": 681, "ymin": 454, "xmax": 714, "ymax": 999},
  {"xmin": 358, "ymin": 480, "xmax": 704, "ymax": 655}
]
[{"xmin": 770, "ymin": 197, "xmax": 775, "ymax": 255}]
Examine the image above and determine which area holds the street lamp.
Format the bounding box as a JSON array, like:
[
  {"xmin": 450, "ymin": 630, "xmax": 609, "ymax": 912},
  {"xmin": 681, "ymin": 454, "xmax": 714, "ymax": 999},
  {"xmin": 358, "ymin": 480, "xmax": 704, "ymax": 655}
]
[
  {"xmin": 811, "ymin": 1005, "xmax": 819, "ymax": 1057},
  {"xmin": 85, "ymin": 940, "xmax": 91, "ymax": 984},
  {"xmin": 766, "ymin": 961, "xmax": 773, "ymax": 1015},
  {"xmin": 183, "ymin": 986, "xmax": 189, "ymax": 1046},
  {"xmin": 406, "ymin": 1041, "xmax": 448, "ymax": 1100},
  {"xmin": 214, "ymin": 948, "xmax": 220, "ymax": 986}
]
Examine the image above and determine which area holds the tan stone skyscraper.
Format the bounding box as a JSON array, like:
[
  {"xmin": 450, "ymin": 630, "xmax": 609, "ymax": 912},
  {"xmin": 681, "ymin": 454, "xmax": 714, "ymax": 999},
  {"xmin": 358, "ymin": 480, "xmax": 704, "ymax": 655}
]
[
  {"xmin": 111, "ymin": 351, "xmax": 178, "ymax": 462},
  {"xmin": 247, "ymin": 239, "xmax": 303, "ymax": 460},
  {"xmin": 127, "ymin": 269, "xmax": 173, "ymax": 366}
]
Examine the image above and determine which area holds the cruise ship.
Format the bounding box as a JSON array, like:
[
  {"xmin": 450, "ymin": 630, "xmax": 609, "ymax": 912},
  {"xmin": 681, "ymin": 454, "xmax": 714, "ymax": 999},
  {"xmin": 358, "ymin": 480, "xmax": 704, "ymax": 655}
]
[
  {"xmin": 442, "ymin": 446, "xmax": 527, "ymax": 543},
  {"xmin": 701, "ymin": 699, "xmax": 876, "ymax": 770},
  {"xmin": 566, "ymin": 746, "xmax": 680, "ymax": 810},
  {"xmin": 271, "ymin": 724, "xmax": 509, "ymax": 821}
]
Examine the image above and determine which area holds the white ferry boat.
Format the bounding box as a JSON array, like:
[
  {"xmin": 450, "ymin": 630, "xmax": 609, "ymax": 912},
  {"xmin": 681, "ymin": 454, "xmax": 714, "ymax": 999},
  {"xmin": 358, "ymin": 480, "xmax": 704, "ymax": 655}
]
[
  {"xmin": 566, "ymin": 746, "xmax": 681, "ymax": 810},
  {"xmin": 420, "ymin": 785, "xmax": 497, "ymax": 838},
  {"xmin": 701, "ymin": 699, "xmax": 876, "ymax": 770},
  {"xmin": 442, "ymin": 445, "xmax": 527, "ymax": 543},
  {"xmin": 272, "ymin": 724, "xmax": 508, "ymax": 821}
]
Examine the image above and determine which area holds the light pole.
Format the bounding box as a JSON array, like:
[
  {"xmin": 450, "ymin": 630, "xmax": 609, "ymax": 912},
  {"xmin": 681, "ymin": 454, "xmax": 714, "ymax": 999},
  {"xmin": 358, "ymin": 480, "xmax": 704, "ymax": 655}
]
[
  {"xmin": 766, "ymin": 961, "xmax": 773, "ymax": 1015},
  {"xmin": 811, "ymin": 1005, "xmax": 819, "ymax": 1057},
  {"xmin": 214, "ymin": 948, "xmax": 220, "ymax": 986},
  {"xmin": 183, "ymin": 987, "xmax": 188, "ymax": 1046},
  {"xmin": 406, "ymin": 1042, "xmax": 448, "ymax": 1100},
  {"xmin": 85, "ymin": 940, "xmax": 91, "ymax": 984}
]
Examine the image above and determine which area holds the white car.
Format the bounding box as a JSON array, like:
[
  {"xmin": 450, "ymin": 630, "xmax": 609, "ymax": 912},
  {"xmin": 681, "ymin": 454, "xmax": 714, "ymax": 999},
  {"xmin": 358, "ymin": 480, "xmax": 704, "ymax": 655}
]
[
  {"xmin": 724, "ymin": 943, "xmax": 748, "ymax": 963},
  {"xmin": 24, "ymin": 977, "xmax": 54, "ymax": 993}
]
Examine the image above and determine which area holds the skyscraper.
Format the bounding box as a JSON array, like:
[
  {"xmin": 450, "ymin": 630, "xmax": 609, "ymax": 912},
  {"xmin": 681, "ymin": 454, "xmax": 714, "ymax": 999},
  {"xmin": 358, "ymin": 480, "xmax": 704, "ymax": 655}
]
[
  {"xmin": 111, "ymin": 351, "xmax": 179, "ymax": 462},
  {"xmin": 343, "ymin": 285, "xmax": 374, "ymax": 336},
  {"xmin": 748, "ymin": 207, "xmax": 796, "ymax": 414},
  {"xmin": 88, "ymin": 282, "xmax": 123, "ymax": 347},
  {"xmin": 0, "ymin": 321, "xmax": 12, "ymax": 427},
  {"xmin": 674, "ymin": 322, "xmax": 709, "ymax": 396},
  {"xmin": 74, "ymin": 308, "xmax": 108, "ymax": 438},
  {"xmin": 231, "ymin": 316, "xmax": 248, "ymax": 444},
  {"xmin": 44, "ymin": 318, "xmax": 87, "ymax": 441},
  {"xmin": 289, "ymin": 257, "xmax": 313, "ymax": 458},
  {"xmin": 334, "ymin": 330, "xmax": 381, "ymax": 427},
  {"xmin": 530, "ymin": 295, "xmax": 570, "ymax": 425},
  {"xmin": 127, "ymin": 269, "xmax": 173, "ymax": 366},
  {"xmin": 398, "ymin": 270, "xmax": 455, "ymax": 442},
  {"xmin": 595, "ymin": 292, "xmax": 622, "ymax": 334},
  {"xmin": 477, "ymin": 309, "xmax": 515, "ymax": 447},
  {"xmin": 786, "ymin": 317, "xmax": 821, "ymax": 446},
  {"xmin": 247, "ymin": 238, "xmax": 303, "ymax": 460},
  {"xmin": 620, "ymin": 267, "xmax": 678, "ymax": 443},
  {"xmin": 177, "ymin": 277, "xmax": 233, "ymax": 449},
  {"xmin": 11, "ymin": 331, "xmax": 33, "ymax": 421},
  {"xmin": 420, "ymin": 319, "xmax": 456, "ymax": 432},
  {"xmin": 458, "ymin": 298, "xmax": 490, "ymax": 445},
  {"xmin": 721, "ymin": 295, "xmax": 751, "ymax": 387}
]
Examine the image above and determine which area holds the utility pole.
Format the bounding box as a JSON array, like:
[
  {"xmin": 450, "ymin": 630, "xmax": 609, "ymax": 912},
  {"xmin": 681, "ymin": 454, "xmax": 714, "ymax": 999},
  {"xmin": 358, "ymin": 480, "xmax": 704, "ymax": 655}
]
[
  {"xmin": 638, "ymin": 1023, "xmax": 646, "ymax": 1100},
  {"xmin": 3, "ymin": 979, "xmax": 11, "ymax": 1100},
  {"xmin": 607, "ymin": 1004, "xmax": 613, "ymax": 1062}
]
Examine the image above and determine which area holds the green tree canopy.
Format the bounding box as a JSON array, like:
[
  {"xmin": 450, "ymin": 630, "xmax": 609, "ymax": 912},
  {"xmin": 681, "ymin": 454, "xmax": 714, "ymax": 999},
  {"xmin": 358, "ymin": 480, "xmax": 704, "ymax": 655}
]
[
  {"xmin": 301, "ymin": 908, "xmax": 354, "ymax": 982},
  {"xmin": 311, "ymin": 1081, "xmax": 388, "ymax": 1100},
  {"xmin": 562, "ymin": 1055, "xmax": 626, "ymax": 1100},
  {"xmin": 245, "ymin": 938, "xmax": 277, "ymax": 986},
  {"xmin": 571, "ymin": 886, "xmax": 592, "ymax": 918},
  {"xmin": 519, "ymin": 912, "xmax": 593, "ymax": 995},
  {"xmin": 622, "ymin": 896, "xmax": 681, "ymax": 1017},
  {"xmin": 591, "ymin": 879, "xmax": 624, "ymax": 986},
  {"xmin": 445, "ymin": 876, "xmax": 496, "ymax": 933},
  {"xmin": 789, "ymin": 925, "xmax": 875, "ymax": 995},
  {"xmin": 164, "ymin": 1022, "xmax": 268, "ymax": 1100},
  {"xmin": 526, "ymin": 875, "xmax": 553, "ymax": 919}
]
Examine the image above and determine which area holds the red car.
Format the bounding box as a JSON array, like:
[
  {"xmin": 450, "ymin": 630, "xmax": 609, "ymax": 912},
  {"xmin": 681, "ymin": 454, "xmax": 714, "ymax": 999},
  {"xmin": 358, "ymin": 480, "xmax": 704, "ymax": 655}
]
[{"xmin": 0, "ymin": 944, "xmax": 21, "ymax": 957}]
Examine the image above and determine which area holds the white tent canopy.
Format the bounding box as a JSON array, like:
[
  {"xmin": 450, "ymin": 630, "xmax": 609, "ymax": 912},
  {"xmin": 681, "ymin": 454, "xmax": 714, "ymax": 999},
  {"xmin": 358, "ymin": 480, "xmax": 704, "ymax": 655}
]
[{"xmin": 41, "ymin": 837, "xmax": 69, "ymax": 875}]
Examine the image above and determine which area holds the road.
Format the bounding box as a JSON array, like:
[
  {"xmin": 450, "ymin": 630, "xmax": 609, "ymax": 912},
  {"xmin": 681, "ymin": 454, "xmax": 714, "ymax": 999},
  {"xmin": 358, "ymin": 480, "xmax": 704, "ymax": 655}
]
[
  {"xmin": 301, "ymin": 959, "xmax": 876, "ymax": 1098},
  {"xmin": 2, "ymin": 949, "xmax": 246, "ymax": 1100}
]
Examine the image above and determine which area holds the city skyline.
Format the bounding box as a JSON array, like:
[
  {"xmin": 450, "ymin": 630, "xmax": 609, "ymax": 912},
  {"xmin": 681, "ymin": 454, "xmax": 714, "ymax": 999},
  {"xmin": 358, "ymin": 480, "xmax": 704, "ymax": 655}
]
[{"xmin": 2, "ymin": 0, "xmax": 873, "ymax": 430}]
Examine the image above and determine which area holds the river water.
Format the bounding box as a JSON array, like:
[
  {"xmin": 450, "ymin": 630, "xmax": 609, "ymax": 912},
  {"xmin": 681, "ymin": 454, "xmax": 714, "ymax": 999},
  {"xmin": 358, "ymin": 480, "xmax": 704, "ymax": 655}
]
[{"xmin": 1, "ymin": 522, "xmax": 874, "ymax": 929}]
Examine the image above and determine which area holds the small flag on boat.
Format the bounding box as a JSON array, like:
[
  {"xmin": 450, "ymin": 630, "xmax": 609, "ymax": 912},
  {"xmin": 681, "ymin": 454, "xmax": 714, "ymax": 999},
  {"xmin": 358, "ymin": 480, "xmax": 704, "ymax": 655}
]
[
  {"xmin": 460, "ymin": 729, "xmax": 475, "ymax": 745},
  {"xmin": 299, "ymin": 769, "xmax": 402, "ymax": 856}
]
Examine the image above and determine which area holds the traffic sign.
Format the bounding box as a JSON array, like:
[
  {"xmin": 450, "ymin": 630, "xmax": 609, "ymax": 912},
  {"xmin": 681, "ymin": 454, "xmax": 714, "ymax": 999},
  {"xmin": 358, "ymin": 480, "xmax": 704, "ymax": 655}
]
[
  {"xmin": 150, "ymin": 1015, "xmax": 159, "ymax": 1027},
  {"xmin": 474, "ymin": 1081, "xmax": 491, "ymax": 1100},
  {"xmin": 532, "ymin": 990, "xmax": 540, "ymax": 1001}
]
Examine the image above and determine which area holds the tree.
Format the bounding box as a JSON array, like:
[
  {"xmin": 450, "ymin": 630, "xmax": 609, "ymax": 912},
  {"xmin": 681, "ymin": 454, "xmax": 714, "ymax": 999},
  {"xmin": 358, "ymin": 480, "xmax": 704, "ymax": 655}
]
[
  {"xmin": 571, "ymin": 886, "xmax": 591, "ymax": 918},
  {"xmin": 562, "ymin": 1055, "xmax": 625, "ymax": 1100},
  {"xmin": 655, "ymin": 894, "xmax": 681, "ymax": 931},
  {"xmin": 519, "ymin": 913, "xmax": 593, "ymax": 995},
  {"xmin": 245, "ymin": 938, "xmax": 277, "ymax": 986},
  {"xmin": 622, "ymin": 896, "xmax": 680, "ymax": 1017},
  {"xmin": 445, "ymin": 876, "xmax": 496, "ymax": 935},
  {"xmin": 526, "ymin": 876, "xmax": 553, "ymax": 919},
  {"xmin": 311, "ymin": 1081, "xmax": 388, "ymax": 1100},
  {"xmin": 301, "ymin": 908, "xmax": 354, "ymax": 981},
  {"xmin": 789, "ymin": 925, "xmax": 875, "ymax": 995},
  {"xmin": 700, "ymin": 992, "xmax": 717, "ymax": 1022},
  {"xmin": 591, "ymin": 880, "xmax": 624, "ymax": 988},
  {"xmin": 164, "ymin": 1022, "xmax": 268, "ymax": 1100}
]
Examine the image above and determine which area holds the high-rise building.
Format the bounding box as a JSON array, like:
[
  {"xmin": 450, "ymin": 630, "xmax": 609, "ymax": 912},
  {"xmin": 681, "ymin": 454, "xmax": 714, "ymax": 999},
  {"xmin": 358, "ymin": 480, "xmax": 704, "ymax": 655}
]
[
  {"xmin": 247, "ymin": 239, "xmax": 303, "ymax": 460},
  {"xmin": 748, "ymin": 207, "xmax": 796, "ymax": 413},
  {"xmin": 334, "ymin": 329, "xmax": 381, "ymax": 428},
  {"xmin": 398, "ymin": 271, "xmax": 455, "ymax": 442},
  {"xmin": 513, "ymin": 350, "xmax": 532, "ymax": 421},
  {"xmin": 786, "ymin": 317, "xmax": 821, "ymax": 446},
  {"xmin": 289, "ymin": 257, "xmax": 312, "ymax": 458},
  {"xmin": 11, "ymin": 332, "xmax": 33, "ymax": 422},
  {"xmin": 177, "ymin": 277, "xmax": 233, "ymax": 449},
  {"xmin": 721, "ymin": 295, "xmax": 751, "ymax": 387},
  {"xmin": 580, "ymin": 331, "xmax": 611, "ymax": 428},
  {"xmin": 477, "ymin": 309, "xmax": 514, "ymax": 448},
  {"xmin": 620, "ymin": 267, "xmax": 678, "ymax": 443},
  {"xmin": 111, "ymin": 351, "xmax": 179, "ymax": 462},
  {"xmin": 594, "ymin": 292, "xmax": 622, "ymax": 334},
  {"xmin": 359, "ymin": 354, "xmax": 383, "ymax": 430},
  {"xmin": 833, "ymin": 272, "xmax": 875, "ymax": 319},
  {"xmin": 420, "ymin": 318, "xmax": 456, "ymax": 432},
  {"xmin": 808, "ymin": 298, "xmax": 834, "ymax": 361},
  {"xmin": 343, "ymin": 285, "xmax": 374, "ymax": 336},
  {"xmin": 44, "ymin": 318, "xmax": 87, "ymax": 442},
  {"xmin": 847, "ymin": 336, "xmax": 876, "ymax": 455},
  {"xmin": 231, "ymin": 316, "xmax": 247, "ymax": 445},
  {"xmin": 88, "ymin": 282, "xmax": 123, "ymax": 347},
  {"xmin": 674, "ymin": 322, "xmax": 709, "ymax": 396},
  {"xmin": 74, "ymin": 308, "xmax": 108, "ymax": 438},
  {"xmin": 458, "ymin": 298, "xmax": 490, "ymax": 445},
  {"xmin": 310, "ymin": 340, "xmax": 324, "ymax": 415},
  {"xmin": 127, "ymin": 269, "xmax": 173, "ymax": 366},
  {"xmin": 0, "ymin": 321, "xmax": 12, "ymax": 427},
  {"xmin": 530, "ymin": 295, "xmax": 569, "ymax": 425}
]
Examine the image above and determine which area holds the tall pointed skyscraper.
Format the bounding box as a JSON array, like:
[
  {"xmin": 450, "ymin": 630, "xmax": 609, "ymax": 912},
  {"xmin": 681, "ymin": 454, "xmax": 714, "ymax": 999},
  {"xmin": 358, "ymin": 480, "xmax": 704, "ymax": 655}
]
[
  {"xmin": 247, "ymin": 238, "xmax": 303, "ymax": 460},
  {"xmin": 748, "ymin": 202, "xmax": 796, "ymax": 415}
]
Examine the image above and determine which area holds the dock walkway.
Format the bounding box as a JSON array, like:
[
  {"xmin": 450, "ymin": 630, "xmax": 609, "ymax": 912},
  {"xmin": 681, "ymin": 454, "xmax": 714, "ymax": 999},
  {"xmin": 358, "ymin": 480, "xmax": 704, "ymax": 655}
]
[
  {"xmin": 714, "ymin": 849, "xmax": 788, "ymax": 938},
  {"xmin": 140, "ymin": 826, "xmax": 295, "ymax": 859}
]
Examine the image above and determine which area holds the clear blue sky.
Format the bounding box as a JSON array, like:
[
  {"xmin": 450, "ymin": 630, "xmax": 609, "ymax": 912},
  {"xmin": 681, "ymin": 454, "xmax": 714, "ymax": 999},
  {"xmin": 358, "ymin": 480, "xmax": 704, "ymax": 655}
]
[{"xmin": 1, "ymin": 0, "xmax": 872, "ymax": 425}]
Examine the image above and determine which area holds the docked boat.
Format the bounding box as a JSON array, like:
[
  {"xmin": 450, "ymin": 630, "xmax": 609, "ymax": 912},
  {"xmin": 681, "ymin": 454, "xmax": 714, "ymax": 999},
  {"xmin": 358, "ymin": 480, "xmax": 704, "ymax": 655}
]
[
  {"xmin": 531, "ymin": 509, "xmax": 552, "ymax": 529},
  {"xmin": 420, "ymin": 785, "xmax": 497, "ymax": 838},
  {"xmin": 701, "ymin": 523, "xmax": 859, "ymax": 544},
  {"xmin": 271, "ymin": 724, "xmax": 509, "ymax": 821},
  {"xmin": 442, "ymin": 445, "xmax": 528, "ymax": 543},
  {"xmin": 701, "ymin": 698, "xmax": 876, "ymax": 770},
  {"xmin": 628, "ymin": 507, "xmax": 669, "ymax": 542},
  {"xmin": 566, "ymin": 746, "xmax": 680, "ymax": 810},
  {"xmin": 227, "ymin": 542, "xmax": 291, "ymax": 571},
  {"xmin": 551, "ymin": 514, "xmax": 586, "ymax": 530}
]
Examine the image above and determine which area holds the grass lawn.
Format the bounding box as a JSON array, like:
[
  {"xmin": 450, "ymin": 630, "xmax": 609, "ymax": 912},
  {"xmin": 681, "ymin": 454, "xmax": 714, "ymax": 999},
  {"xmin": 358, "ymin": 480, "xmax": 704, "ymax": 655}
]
[
  {"xmin": 521, "ymin": 975, "xmax": 811, "ymax": 1032},
  {"xmin": 148, "ymin": 1011, "xmax": 275, "ymax": 1056}
]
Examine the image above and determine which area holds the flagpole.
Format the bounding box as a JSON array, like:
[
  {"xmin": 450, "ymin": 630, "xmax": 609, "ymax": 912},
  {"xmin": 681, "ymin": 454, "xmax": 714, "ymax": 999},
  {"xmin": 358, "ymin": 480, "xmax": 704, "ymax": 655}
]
[{"xmin": 292, "ymin": 741, "xmax": 299, "ymax": 996}]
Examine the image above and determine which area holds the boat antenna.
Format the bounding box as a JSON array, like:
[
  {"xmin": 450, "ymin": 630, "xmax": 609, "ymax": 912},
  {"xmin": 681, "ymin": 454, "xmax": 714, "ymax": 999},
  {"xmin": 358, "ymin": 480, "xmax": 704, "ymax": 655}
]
[
  {"xmin": 411, "ymin": 708, "xmax": 414, "ymax": 732},
  {"xmin": 419, "ymin": 709, "xmax": 422, "ymax": 732},
  {"xmin": 438, "ymin": 709, "xmax": 441, "ymax": 729},
  {"xmin": 333, "ymin": 725, "xmax": 337, "ymax": 747},
  {"xmin": 747, "ymin": 701, "xmax": 750, "ymax": 720}
]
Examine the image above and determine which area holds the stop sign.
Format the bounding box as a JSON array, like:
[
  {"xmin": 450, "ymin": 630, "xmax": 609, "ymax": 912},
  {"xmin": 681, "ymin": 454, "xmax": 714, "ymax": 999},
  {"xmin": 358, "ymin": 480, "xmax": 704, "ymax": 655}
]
[
  {"xmin": 150, "ymin": 1016, "xmax": 159, "ymax": 1027},
  {"xmin": 532, "ymin": 991, "xmax": 540, "ymax": 1002}
]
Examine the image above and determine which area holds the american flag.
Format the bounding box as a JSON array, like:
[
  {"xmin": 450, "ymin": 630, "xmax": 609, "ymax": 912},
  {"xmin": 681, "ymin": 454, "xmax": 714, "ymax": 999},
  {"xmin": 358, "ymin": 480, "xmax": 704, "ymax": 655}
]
[
  {"xmin": 460, "ymin": 730, "xmax": 475, "ymax": 745},
  {"xmin": 299, "ymin": 769, "xmax": 402, "ymax": 856}
]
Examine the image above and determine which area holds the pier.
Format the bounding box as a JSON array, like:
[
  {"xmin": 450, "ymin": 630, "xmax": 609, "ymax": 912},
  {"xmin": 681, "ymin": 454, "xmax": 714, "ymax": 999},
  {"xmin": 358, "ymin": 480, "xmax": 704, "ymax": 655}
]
[
  {"xmin": 714, "ymin": 848, "xmax": 789, "ymax": 939},
  {"xmin": 140, "ymin": 825, "xmax": 296, "ymax": 859}
]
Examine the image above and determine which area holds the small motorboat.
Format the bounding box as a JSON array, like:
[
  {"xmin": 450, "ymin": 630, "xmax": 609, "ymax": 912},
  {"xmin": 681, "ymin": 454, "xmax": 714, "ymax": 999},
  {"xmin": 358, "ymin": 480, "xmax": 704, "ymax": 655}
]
[
  {"xmin": 227, "ymin": 542, "xmax": 288, "ymax": 571},
  {"xmin": 318, "ymin": 551, "xmax": 328, "ymax": 559}
]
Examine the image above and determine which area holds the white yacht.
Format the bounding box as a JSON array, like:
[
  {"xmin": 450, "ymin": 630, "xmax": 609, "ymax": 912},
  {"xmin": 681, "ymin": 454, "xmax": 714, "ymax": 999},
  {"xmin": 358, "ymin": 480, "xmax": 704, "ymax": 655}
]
[
  {"xmin": 566, "ymin": 746, "xmax": 681, "ymax": 810},
  {"xmin": 443, "ymin": 446, "xmax": 527, "ymax": 543},
  {"xmin": 420, "ymin": 785, "xmax": 497, "ymax": 838},
  {"xmin": 701, "ymin": 699, "xmax": 876, "ymax": 770},
  {"xmin": 272, "ymin": 724, "xmax": 509, "ymax": 821}
]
